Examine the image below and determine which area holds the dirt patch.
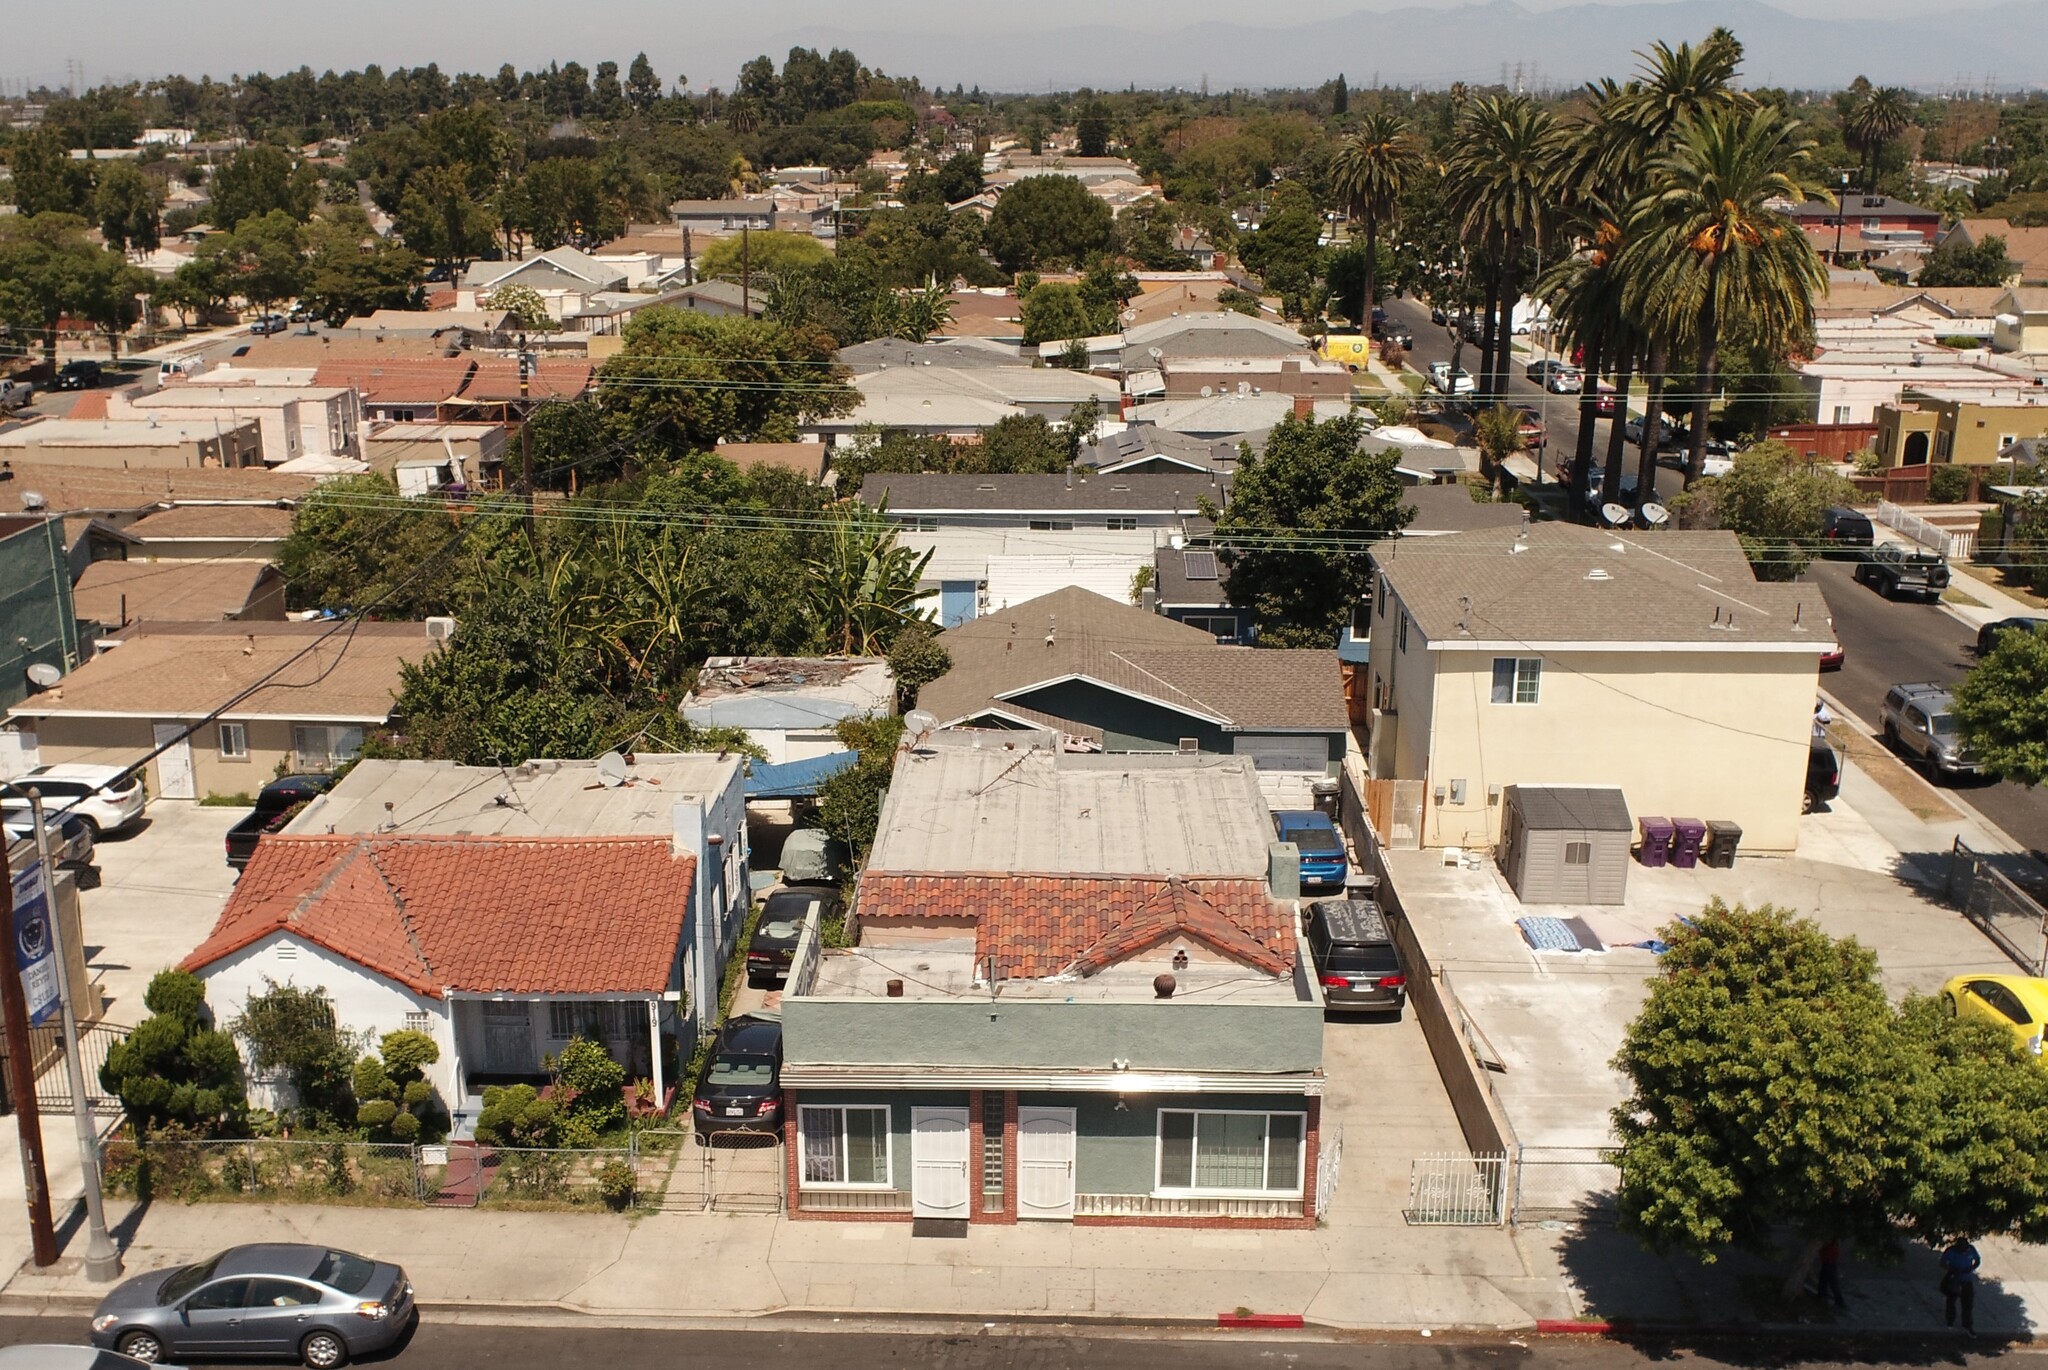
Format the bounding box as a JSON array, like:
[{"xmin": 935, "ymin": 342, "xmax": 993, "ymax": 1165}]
[{"xmin": 1824, "ymin": 722, "xmax": 1961, "ymax": 823}]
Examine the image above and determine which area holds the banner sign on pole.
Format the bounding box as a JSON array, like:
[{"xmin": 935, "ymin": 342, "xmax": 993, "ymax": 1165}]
[{"xmin": 11, "ymin": 865, "xmax": 59, "ymax": 1028}]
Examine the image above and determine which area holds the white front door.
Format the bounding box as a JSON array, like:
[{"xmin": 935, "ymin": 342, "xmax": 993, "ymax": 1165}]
[
  {"xmin": 481, "ymin": 1003, "xmax": 533, "ymax": 1075},
  {"xmin": 152, "ymin": 723, "xmax": 195, "ymax": 800},
  {"xmin": 1016, "ymin": 1106, "xmax": 1077, "ymax": 1219},
  {"xmin": 910, "ymin": 1107, "xmax": 971, "ymax": 1218}
]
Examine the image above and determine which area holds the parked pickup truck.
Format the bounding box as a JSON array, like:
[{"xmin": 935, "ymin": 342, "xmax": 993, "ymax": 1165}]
[
  {"xmin": 0, "ymin": 378, "xmax": 32, "ymax": 410},
  {"xmin": 225, "ymin": 773, "xmax": 337, "ymax": 869},
  {"xmin": 1881, "ymin": 682, "xmax": 1978, "ymax": 781},
  {"xmin": 1852, "ymin": 544, "xmax": 1950, "ymax": 603}
]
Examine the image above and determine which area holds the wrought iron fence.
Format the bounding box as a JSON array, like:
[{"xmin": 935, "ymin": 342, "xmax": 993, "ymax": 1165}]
[
  {"xmin": 1947, "ymin": 839, "xmax": 2048, "ymax": 976},
  {"xmin": 0, "ymin": 1020, "xmax": 129, "ymax": 1116},
  {"xmin": 1511, "ymin": 1145, "xmax": 1620, "ymax": 1224},
  {"xmin": 1404, "ymin": 1152, "xmax": 1507, "ymax": 1225}
]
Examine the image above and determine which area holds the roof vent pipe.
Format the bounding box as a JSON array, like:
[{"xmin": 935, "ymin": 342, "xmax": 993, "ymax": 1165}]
[{"xmin": 1153, "ymin": 974, "xmax": 1177, "ymax": 999}]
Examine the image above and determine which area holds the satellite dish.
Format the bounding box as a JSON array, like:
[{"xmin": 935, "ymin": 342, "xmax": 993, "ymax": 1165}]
[
  {"xmin": 1601, "ymin": 502, "xmax": 1632, "ymax": 528},
  {"xmin": 903, "ymin": 709, "xmax": 939, "ymax": 751},
  {"xmin": 25, "ymin": 663, "xmax": 60, "ymax": 688},
  {"xmin": 595, "ymin": 751, "xmax": 629, "ymax": 788},
  {"xmin": 1638, "ymin": 501, "xmax": 1670, "ymax": 528}
]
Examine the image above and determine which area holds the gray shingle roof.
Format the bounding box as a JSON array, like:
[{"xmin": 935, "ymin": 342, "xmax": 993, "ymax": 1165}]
[
  {"xmin": 1508, "ymin": 785, "xmax": 1633, "ymax": 831},
  {"xmin": 920, "ymin": 587, "xmax": 1344, "ymax": 732},
  {"xmin": 1373, "ymin": 525, "xmax": 1831, "ymax": 648},
  {"xmin": 1401, "ymin": 485, "xmax": 1530, "ymax": 534}
]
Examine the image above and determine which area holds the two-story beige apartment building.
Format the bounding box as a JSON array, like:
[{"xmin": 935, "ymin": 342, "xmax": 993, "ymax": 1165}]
[{"xmin": 1363, "ymin": 525, "xmax": 1829, "ymax": 853}]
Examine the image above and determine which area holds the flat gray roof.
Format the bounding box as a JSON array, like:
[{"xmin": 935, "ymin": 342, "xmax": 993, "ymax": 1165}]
[
  {"xmin": 867, "ymin": 743, "xmax": 1273, "ymax": 878},
  {"xmin": 809, "ymin": 942, "xmax": 1305, "ymax": 1003},
  {"xmin": 285, "ymin": 755, "xmax": 742, "ymax": 838}
]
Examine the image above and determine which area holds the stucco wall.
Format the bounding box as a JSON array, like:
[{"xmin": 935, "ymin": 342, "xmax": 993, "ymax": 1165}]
[
  {"xmin": 28, "ymin": 716, "xmax": 331, "ymax": 802},
  {"xmin": 196, "ymin": 933, "xmax": 456, "ymax": 1107},
  {"xmin": 1418, "ymin": 646, "xmax": 1816, "ymax": 851}
]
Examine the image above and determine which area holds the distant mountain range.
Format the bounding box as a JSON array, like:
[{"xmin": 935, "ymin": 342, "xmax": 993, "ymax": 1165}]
[{"xmin": 761, "ymin": 0, "xmax": 2048, "ymax": 93}]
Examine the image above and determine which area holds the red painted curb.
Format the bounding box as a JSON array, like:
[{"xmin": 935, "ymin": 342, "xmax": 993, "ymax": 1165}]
[
  {"xmin": 1535, "ymin": 1319, "xmax": 1617, "ymax": 1335},
  {"xmin": 1218, "ymin": 1313, "xmax": 1307, "ymax": 1329}
]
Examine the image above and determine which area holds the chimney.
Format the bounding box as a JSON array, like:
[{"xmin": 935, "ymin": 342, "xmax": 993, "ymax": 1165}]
[
  {"xmin": 670, "ymin": 797, "xmax": 705, "ymax": 860},
  {"xmin": 1292, "ymin": 393, "xmax": 1313, "ymax": 419}
]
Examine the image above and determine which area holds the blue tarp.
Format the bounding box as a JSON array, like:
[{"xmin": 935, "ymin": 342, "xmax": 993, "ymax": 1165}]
[{"xmin": 745, "ymin": 750, "xmax": 858, "ymax": 799}]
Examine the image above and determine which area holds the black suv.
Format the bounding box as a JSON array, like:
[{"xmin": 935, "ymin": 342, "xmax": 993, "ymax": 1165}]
[
  {"xmin": 1819, "ymin": 505, "xmax": 1874, "ymax": 558},
  {"xmin": 1978, "ymin": 616, "xmax": 2048, "ymax": 656},
  {"xmin": 1304, "ymin": 899, "xmax": 1406, "ymax": 1017},
  {"xmin": 690, "ymin": 1015, "xmax": 783, "ymax": 1141},
  {"xmin": 54, "ymin": 360, "xmax": 104, "ymax": 390},
  {"xmin": 746, "ymin": 886, "xmax": 843, "ymax": 986}
]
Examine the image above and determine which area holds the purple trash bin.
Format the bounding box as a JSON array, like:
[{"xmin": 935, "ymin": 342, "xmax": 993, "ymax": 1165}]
[
  {"xmin": 1638, "ymin": 816, "xmax": 1674, "ymax": 867},
  {"xmin": 1671, "ymin": 818, "xmax": 1707, "ymax": 869}
]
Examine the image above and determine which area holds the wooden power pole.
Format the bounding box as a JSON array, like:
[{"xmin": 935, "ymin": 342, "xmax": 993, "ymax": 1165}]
[{"xmin": 0, "ymin": 843, "xmax": 58, "ymax": 1267}]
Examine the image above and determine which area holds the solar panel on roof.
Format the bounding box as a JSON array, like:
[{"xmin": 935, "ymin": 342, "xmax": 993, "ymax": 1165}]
[{"xmin": 1183, "ymin": 551, "xmax": 1218, "ymax": 580}]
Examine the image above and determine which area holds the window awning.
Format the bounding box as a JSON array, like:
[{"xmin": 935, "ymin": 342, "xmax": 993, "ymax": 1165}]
[{"xmin": 744, "ymin": 750, "xmax": 858, "ymax": 799}]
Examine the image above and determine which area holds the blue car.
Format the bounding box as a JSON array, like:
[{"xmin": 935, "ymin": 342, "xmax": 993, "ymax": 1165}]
[{"xmin": 1273, "ymin": 810, "xmax": 1348, "ymax": 889}]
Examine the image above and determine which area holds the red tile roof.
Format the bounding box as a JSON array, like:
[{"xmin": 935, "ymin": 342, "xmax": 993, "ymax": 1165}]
[
  {"xmin": 458, "ymin": 359, "xmax": 595, "ymax": 403},
  {"xmin": 183, "ymin": 834, "xmax": 695, "ymax": 998},
  {"xmin": 858, "ymin": 873, "xmax": 1293, "ymax": 978},
  {"xmin": 312, "ymin": 356, "xmax": 476, "ymax": 405}
]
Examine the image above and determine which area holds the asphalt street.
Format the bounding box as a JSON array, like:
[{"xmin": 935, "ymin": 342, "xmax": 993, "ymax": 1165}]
[
  {"xmin": 1806, "ymin": 557, "xmax": 2048, "ymax": 862},
  {"xmin": 1380, "ymin": 295, "xmax": 1687, "ymax": 510},
  {"xmin": 0, "ymin": 1314, "xmax": 2035, "ymax": 1370}
]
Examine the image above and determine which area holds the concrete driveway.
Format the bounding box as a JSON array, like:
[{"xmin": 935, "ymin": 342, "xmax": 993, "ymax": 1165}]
[{"xmin": 81, "ymin": 801, "xmax": 240, "ymax": 1025}]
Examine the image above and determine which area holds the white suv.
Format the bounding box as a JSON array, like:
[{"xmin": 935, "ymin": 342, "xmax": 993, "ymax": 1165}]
[{"xmin": 0, "ymin": 765, "xmax": 146, "ymax": 836}]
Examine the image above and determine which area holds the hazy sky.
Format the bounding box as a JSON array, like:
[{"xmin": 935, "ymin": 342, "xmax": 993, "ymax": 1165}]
[
  {"xmin": 0, "ymin": 0, "xmax": 2008, "ymax": 93},
  {"xmin": 0, "ymin": 0, "xmax": 2015, "ymax": 94}
]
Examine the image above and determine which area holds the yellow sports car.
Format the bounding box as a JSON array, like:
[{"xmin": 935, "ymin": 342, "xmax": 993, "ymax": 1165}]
[{"xmin": 1941, "ymin": 974, "xmax": 2048, "ymax": 1060}]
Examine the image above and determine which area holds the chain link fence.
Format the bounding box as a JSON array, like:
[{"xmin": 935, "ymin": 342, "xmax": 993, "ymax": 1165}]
[{"xmin": 1511, "ymin": 1145, "xmax": 1620, "ymax": 1224}]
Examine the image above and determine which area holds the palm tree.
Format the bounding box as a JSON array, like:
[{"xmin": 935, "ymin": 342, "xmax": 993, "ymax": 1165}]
[
  {"xmin": 1444, "ymin": 94, "xmax": 1561, "ymax": 401},
  {"xmin": 1621, "ymin": 105, "xmax": 1829, "ymax": 485},
  {"xmin": 1844, "ymin": 86, "xmax": 1913, "ymax": 196},
  {"xmin": 1537, "ymin": 200, "xmax": 1636, "ymax": 515},
  {"xmin": 1330, "ymin": 111, "xmax": 1423, "ymax": 336}
]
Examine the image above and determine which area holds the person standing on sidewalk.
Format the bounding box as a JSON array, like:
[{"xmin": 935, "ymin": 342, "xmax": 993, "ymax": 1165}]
[
  {"xmin": 1816, "ymin": 1238, "xmax": 1847, "ymax": 1310},
  {"xmin": 1941, "ymin": 1237, "xmax": 1981, "ymax": 1333}
]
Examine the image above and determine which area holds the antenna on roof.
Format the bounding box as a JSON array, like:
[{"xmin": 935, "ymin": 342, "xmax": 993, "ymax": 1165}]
[{"xmin": 595, "ymin": 751, "xmax": 629, "ymax": 788}]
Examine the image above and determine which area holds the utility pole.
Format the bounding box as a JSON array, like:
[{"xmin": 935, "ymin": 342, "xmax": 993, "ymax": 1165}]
[
  {"xmin": 25, "ymin": 791, "xmax": 119, "ymax": 1280},
  {"xmin": 1833, "ymin": 172, "xmax": 1850, "ymax": 264},
  {"xmin": 0, "ymin": 837, "xmax": 57, "ymax": 1268},
  {"xmin": 741, "ymin": 224, "xmax": 751, "ymax": 317},
  {"xmin": 518, "ymin": 336, "xmax": 535, "ymax": 545}
]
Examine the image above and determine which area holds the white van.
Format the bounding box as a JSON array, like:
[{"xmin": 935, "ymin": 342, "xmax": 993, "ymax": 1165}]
[{"xmin": 159, "ymin": 356, "xmax": 205, "ymax": 381}]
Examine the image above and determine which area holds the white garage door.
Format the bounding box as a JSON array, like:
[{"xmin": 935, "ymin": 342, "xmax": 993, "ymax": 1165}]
[{"xmin": 1234, "ymin": 735, "xmax": 1328, "ymax": 808}]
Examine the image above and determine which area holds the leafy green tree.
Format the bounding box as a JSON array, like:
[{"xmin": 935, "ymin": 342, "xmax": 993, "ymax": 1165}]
[
  {"xmin": 7, "ymin": 128, "xmax": 95, "ymax": 217},
  {"xmin": 1953, "ymin": 624, "xmax": 2048, "ymax": 785},
  {"xmin": 72, "ymin": 247, "xmax": 153, "ymax": 358},
  {"xmin": 598, "ymin": 306, "xmax": 855, "ymax": 451},
  {"xmin": 1920, "ymin": 234, "xmax": 2015, "ymax": 288},
  {"xmin": 886, "ymin": 623, "xmax": 952, "ymax": 709},
  {"xmin": 0, "ymin": 213, "xmax": 135, "ymax": 361},
  {"xmin": 483, "ymin": 283, "xmax": 554, "ymax": 332},
  {"xmin": 354, "ymin": 1029, "xmax": 444, "ymax": 1142},
  {"xmin": 1472, "ymin": 404, "xmax": 1527, "ymax": 494},
  {"xmin": 1613, "ymin": 900, "xmax": 2048, "ymax": 1260},
  {"xmin": 1210, "ymin": 413, "xmax": 1413, "ymax": 648},
  {"xmin": 985, "ymin": 174, "xmax": 1114, "ymax": 273},
  {"xmin": 474, "ymin": 1083, "xmax": 558, "ymax": 1147},
  {"xmin": 806, "ymin": 499, "xmax": 934, "ymax": 654},
  {"xmin": 844, "ymin": 204, "xmax": 1002, "ymax": 289},
  {"xmin": 298, "ymin": 209, "xmax": 423, "ymax": 325},
  {"xmin": 933, "ymin": 151, "xmax": 984, "ymax": 205},
  {"xmin": 1330, "ymin": 111, "xmax": 1423, "ymax": 335},
  {"xmin": 232, "ymin": 981, "xmax": 361, "ymax": 1129},
  {"xmin": 1667, "ymin": 441, "xmax": 1858, "ymax": 579},
  {"xmin": 210, "ymin": 210, "xmax": 309, "ymax": 314},
  {"xmin": 517, "ymin": 157, "xmax": 627, "ymax": 251},
  {"xmin": 1076, "ymin": 100, "xmax": 1113, "ymax": 158},
  {"xmin": 817, "ymin": 713, "xmax": 906, "ymax": 863},
  {"xmin": 1019, "ymin": 281, "xmax": 1108, "ymax": 346},
  {"xmin": 100, "ymin": 969, "xmax": 246, "ymax": 1136},
  {"xmin": 94, "ymin": 161, "xmax": 165, "ymax": 254},
  {"xmin": 979, "ymin": 413, "xmax": 1079, "ymax": 472},
  {"xmin": 626, "ymin": 52, "xmax": 665, "ymax": 111},
  {"xmin": 209, "ymin": 144, "xmax": 321, "ymax": 230},
  {"xmin": 696, "ymin": 228, "xmax": 828, "ymax": 281},
  {"xmin": 1444, "ymin": 94, "xmax": 1563, "ymax": 400},
  {"xmin": 548, "ymin": 1035, "xmax": 626, "ymax": 1147},
  {"xmin": 1236, "ymin": 200, "xmax": 1324, "ymax": 305},
  {"xmin": 396, "ymin": 163, "xmax": 498, "ymax": 269}
]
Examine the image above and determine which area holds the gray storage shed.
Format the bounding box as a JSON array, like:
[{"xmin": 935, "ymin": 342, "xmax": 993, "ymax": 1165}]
[{"xmin": 1498, "ymin": 785, "xmax": 1632, "ymax": 905}]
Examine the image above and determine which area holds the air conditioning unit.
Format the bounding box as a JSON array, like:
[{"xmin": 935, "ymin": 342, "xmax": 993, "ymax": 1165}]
[
  {"xmin": 425, "ymin": 616, "xmax": 456, "ymax": 641},
  {"xmin": 1178, "ymin": 737, "xmax": 1200, "ymax": 753}
]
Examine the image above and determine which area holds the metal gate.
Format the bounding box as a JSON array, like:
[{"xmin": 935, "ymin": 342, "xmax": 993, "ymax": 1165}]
[
  {"xmin": 1511, "ymin": 1145, "xmax": 1620, "ymax": 1223},
  {"xmin": 1948, "ymin": 839, "xmax": 2048, "ymax": 975},
  {"xmin": 7, "ymin": 1021, "xmax": 128, "ymax": 1115},
  {"xmin": 653, "ymin": 1130, "xmax": 785, "ymax": 1212},
  {"xmin": 1404, "ymin": 1152, "xmax": 1506, "ymax": 1225}
]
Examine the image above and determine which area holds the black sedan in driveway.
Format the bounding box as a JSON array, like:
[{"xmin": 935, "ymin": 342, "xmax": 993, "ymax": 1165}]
[
  {"xmin": 691, "ymin": 1014, "xmax": 784, "ymax": 1141},
  {"xmin": 90, "ymin": 1244, "xmax": 413, "ymax": 1367},
  {"xmin": 745, "ymin": 886, "xmax": 843, "ymax": 986}
]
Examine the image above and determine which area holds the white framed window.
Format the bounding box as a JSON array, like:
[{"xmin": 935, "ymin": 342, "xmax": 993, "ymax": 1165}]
[
  {"xmin": 548, "ymin": 1001, "xmax": 633, "ymax": 1042},
  {"xmin": 1490, "ymin": 657, "xmax": 1541, "ymax": 704},
  {"xmin": 1105, "ymin": 516, "xmax": 1138, "ymax": 531},
  {"xmin": 218, "ymin": 722, "xmax": 248, "ymax": 759},
  {"xmin": 799, "ymin": 1105, "xmax": 893, "ymax": 1187},
  {"xmin": 1028, "ymin": 518, "xmax": 1075, "ymax": 532},
  {"xmin": 403, "ymin": 1010, "xmax": 430, "ymax": 1034},
  {"xmin": 1833, "ymin": 406, "xmax": 1852, "ymax": 424},
  {"xmin": 1398, "ymin": 611, "xmax": 1409, "ymax": 653},
  {"xmin": 903, "ymin": 516, "xmax": 939, "ymax": 532},
  {"xmin": 1155, "ymin": 1109, "xmax": 1305, "ymax": 1197},
  {"xmin": 1564, "ymin": 841, "xmax": 1592, "ymax": 865},
  {"xmin": 292, "ymin": 724, "xmax": 364, "ymax": 769},
  {"xmin": 1183, "ymin": 614, "xmax": 1238, "ymax": 640}
]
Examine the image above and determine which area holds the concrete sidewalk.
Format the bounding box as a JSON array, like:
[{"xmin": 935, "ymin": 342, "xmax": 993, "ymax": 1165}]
[{"xmin": 7, "ymin": 1192, "xmax": 2044, "ymax": 1339}]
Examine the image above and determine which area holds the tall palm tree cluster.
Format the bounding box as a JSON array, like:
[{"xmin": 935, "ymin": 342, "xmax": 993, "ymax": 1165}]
[{"xmin": 1329, "ymin": 29, "xmax": 1833, "ymax": 519}]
